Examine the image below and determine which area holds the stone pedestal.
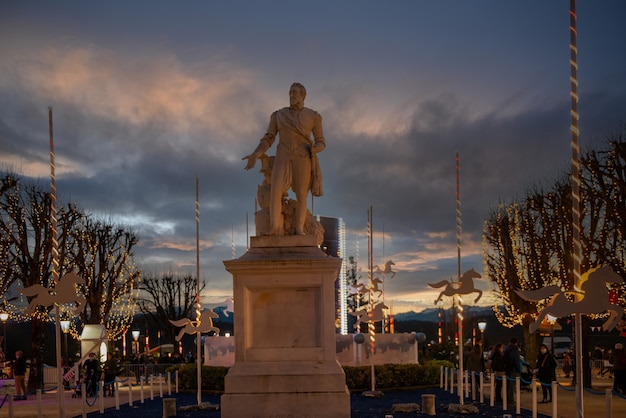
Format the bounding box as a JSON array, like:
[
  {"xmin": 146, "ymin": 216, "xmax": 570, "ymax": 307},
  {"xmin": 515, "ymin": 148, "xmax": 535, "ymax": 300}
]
[{"xmin": 221, "ymin": 236, "xmax": 350, "ymax": 418}]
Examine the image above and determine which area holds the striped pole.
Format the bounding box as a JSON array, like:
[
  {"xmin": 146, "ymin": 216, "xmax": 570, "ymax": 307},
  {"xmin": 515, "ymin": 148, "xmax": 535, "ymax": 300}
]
[
  {"xmin": 195, "ymin": 177, "xmax": 202, "ymax": 405},
  {"xmin": 49, "ymin": 107, "xmax": 66, "ymax": 418},
  {"xmin": 456, "ymin": 152, "xmax": 464, "ymax": 405},
  {"xmin": 568, "ymin": 2, "xmax": 584, "ymax": 417},
  {"xmin": 368, "ymin": 206, "xmax": 376, "ymax": 391}
]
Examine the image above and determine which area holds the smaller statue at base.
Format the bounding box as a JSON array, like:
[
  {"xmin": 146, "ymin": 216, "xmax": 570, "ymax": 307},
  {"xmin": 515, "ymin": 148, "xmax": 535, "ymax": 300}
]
[{"xmin": 254, "ymin": 154, "xmax": 324, "ymax": 244}]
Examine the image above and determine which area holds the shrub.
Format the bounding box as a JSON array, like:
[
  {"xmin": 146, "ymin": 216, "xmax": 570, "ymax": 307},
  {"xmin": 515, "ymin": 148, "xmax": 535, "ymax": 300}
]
[
  {"xmin": 170, "ymin": 364, "xmax": 228, "ymax": 391},
  {"xmin": 343, "ymin": 360, "xmax": 453, "ymax": 390},
  {"xmin": 169, "ymin": 360, "xmax": 453, "ymax": 392}
]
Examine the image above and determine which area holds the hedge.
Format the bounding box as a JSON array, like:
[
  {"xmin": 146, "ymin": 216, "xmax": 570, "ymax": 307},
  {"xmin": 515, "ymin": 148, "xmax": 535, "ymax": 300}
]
[{"xmin": 168, "ymin": 360, "xmax": 453, "ymax": 391}]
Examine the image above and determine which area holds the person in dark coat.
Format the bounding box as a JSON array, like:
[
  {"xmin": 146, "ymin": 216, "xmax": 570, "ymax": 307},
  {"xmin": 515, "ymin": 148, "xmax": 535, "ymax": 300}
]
[
  {"xmin": 13, "ymin": 350, "xmax": 27, "ymax": 400},
  {"xmin": 503, "ymin": 338, "xmax": 521, "ymax": 404},
  {"xmin": 82, "ymin": 352, "xmax": 100, "ymax": 396},
  {"xmin": 489, "ymin": 343, "xmax": 506, "ymax": 402},
  {"xmin": 612, "ymin": 343, "xmax": 626, "ymax": 393},
  {"xmin": 535, "ymin": 343, "xmax": 557, "ymax": 402},
  {"xmin": 466, "ymin": 344, "xmax": 485, "ymax": 392}
]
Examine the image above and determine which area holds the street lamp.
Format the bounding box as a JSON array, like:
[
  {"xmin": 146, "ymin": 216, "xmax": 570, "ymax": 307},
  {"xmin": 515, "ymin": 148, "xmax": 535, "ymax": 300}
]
[
  {"xmin": 477, "ymin": 320, "xmax": 487, "ymax": 346},
  {"xmin": 132, "ymin": 330, "xmax": 140, "ymax": 356},
  {"xmin": 0, "ymin": 312, "xmax": 8, "ymax": 355},
  {"xmin": 60, "ymin": 320, "xmax": 70, "ymax": 367}
]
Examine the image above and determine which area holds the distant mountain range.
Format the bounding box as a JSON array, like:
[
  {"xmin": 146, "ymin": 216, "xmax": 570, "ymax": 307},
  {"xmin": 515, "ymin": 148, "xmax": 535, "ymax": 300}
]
[
  {"xmin": 211, "ymin": 304, "xmax": 496, "ymax": 324},
  {"xmin": 393, "ymin": 305, "xmax": 496, "ymax": 323}
]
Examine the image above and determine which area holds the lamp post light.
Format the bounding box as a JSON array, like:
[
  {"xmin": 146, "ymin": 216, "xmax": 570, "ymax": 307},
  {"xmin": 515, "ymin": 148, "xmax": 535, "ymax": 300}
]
[
  {"xmin": 132, "ymin": 330, "xmax": 140, "ymax": 356},
  {"xmin": 477, "ymin": 320, "xmax": 487, "ymax": 347},
  {"xmin": 0, "ymin": 312, "xmax": 8, "ymax": 355},
  {"xmin": 60, "ymin": 320, "xmax": 70, "ymax": 367}
]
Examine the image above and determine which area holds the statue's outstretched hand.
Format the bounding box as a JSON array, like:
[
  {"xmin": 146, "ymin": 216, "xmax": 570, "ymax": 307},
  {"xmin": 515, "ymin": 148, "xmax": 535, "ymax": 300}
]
[{"xmin": 242, "ymin": 154, "xmax": 257, "ymax": 170}]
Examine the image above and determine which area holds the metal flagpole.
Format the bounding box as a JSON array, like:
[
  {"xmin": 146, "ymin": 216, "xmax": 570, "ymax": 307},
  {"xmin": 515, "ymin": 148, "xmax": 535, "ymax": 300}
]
[
  {"xmin": 568, "ymin": 2, "xmax": 584, "ymax": 416},
  {"xmin": 49, "ymin": 107, "xmax": 66, "ymax": 418},
  {"xmin": 196, "ymin": 178, "xmax": 202, "ymax": 405}
]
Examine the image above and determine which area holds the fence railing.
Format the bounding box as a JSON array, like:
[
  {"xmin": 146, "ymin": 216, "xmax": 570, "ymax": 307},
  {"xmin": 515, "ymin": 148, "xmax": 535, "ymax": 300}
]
[
  {"xmin": 120, "ymin": 364, "xmax": 176, "ymax": 380},
  {"xmin": 441, "ymin": 365, "xmax": 625, "ymax": 418},
  {"xmin": 42, "ymin": 363, "xmax": 178, "ymax": 385}
]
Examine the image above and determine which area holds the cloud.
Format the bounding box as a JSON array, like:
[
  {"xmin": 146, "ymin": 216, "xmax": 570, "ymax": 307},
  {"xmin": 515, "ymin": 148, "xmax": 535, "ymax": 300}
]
[{"xmin": 1, "ymin": 0, "xmax": 625, "ymax": 314}]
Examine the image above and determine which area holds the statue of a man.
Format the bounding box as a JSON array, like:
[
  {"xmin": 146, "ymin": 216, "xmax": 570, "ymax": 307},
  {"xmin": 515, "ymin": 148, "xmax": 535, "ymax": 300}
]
[{"xmin": 242, "ymin": 83, "xmax": 326, "ymax": 236}]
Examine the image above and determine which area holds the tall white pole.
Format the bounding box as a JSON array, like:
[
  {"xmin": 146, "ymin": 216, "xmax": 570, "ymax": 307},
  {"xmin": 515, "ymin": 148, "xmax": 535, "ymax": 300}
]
[
  {"xmin": 49, "ymin": 107, "xmax": 65, "ymax": 418},
  {"xmin": 368, "ymin": 206, "xmax": 376, "ymax": 392},
  {"xmin": 456, "ymin": 152, "xmax": 464, "ymax": 405},
  {"xmin": 195, "ymin": 178, "xmax": 202, "ymax": 405},
  {"xmin": 568, "ymin": 2, "xmax": 584, "ymax": 417}
]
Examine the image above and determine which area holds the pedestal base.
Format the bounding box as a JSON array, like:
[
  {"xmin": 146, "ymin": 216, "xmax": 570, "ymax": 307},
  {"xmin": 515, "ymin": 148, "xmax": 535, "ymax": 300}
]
[
  {"xmin": 222, "ymin": 360, "xmax": 350, "ymax": 417},
  {"xmin": 221, "ymin": 241, "xmax": 350, "ymax": 418},
  {"xmin": 221, "ymin": 390, "xmax": 350, "ymax": 418}
]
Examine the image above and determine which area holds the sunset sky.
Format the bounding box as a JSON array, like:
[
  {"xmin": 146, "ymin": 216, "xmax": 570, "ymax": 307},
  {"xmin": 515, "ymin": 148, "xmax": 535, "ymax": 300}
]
[{"xmin": 1, "ymin": 1, "xmax": 625, "ymax": 313}]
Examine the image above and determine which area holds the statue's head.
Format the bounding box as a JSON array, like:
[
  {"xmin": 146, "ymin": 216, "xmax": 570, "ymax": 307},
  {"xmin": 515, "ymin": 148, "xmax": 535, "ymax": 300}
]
[
  {"xmin": 290, "ymin": 82, "xmax": 306, "ymax": 96},
  {"xmin": 289, "ymin": 82, "xmax": 306, "ymax": 108}
]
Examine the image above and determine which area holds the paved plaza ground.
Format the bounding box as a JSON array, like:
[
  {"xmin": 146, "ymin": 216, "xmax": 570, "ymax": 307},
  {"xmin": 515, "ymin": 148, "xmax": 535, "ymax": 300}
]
[{"xmin": 1, "ymin": 372, "xmax": 624, "ymax": 417}]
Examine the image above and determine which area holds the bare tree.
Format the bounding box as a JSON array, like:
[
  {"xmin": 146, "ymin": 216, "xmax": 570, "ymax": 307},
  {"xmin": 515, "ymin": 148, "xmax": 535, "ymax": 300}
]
[
  {"xmin": 137, "ymin": 273, "xmax": 205, "ymax": 349},
  {"xmin": 69, "ymin": 217, "xmax": 141, "ymax": 341},
  {"xmin": 483, "ymin": 132, "xmax": 626, "ymax": 382},
  {"xmin": 0, "ymin": 174, "xmax": 82, "ymax": 391}
]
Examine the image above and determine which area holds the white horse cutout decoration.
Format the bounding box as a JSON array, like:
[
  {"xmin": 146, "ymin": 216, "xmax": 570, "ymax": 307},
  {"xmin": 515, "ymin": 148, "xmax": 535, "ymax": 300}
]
[
  {"xmin": 223, "ymin": 297, "xmax": 235, "ymax": 317},
  {"xmin": 374, "ymin": 260, "xmax": 396, "ymax": 278},
  {"xmin": 170, "ymin": 309, "xmax": 220, "ymax": 341},
  {"xmin": 515, "ymin": 265, "xmax": 624, "ymax": 333},
  {"xmin": 428, "ymin": 268, "xmax": 483, "ymax": 304},
  {"xmin": 20, "ymin": 271, "xmax": 86, "ymax": 314},
  {"xmin": 349, "ymin": 301, "xmax": 388, "ymax": 330}
]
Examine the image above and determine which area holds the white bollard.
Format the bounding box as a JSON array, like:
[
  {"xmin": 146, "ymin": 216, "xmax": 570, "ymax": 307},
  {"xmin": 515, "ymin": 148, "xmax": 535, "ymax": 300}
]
[
  {"xmin": 115, "ymin": 381, "xmax": 120, "ymax": 410},
  {"xmin": 159, "ymin": 373, "xmax": 164, "ymax": 397},
  {"xmin": 141, "ymin": 376, "xmax": 145, "ymax": 403},
  {"xmin": 463, "ymin": 370, "xmax": 469, "ymax": 398},
  {"xmin": 37, "ymin": 389, "xmax": 42, "ymax": 418},
  {"xmin": 443, "ymin": 367, "xmax": 448, "ymax": 391},
  {"xmin": 81, "ymin": 383, "xmax": 87, "ymax": 417},
  {"xmin": 531, "ymin": 377, "xmax": 537, "ymax": 418},
  {"xmin": 175, "ymin": 370, "xmax": 179, "ymax": 393},
  {"xmin": 150, "ymin": 374, "xmax": 155, "ymax": 400},
  {"xmin": 489, "ymin": 372, "xmax": 495, "ymax": 407},
  {"xmin": 503, "ymin": 377, "xmax": 508, "ymax": 411},
  {"xmin": 605, "ymin": 388, "xmax": 612, "ymax": 418},
  {"xmin": 99, "ymin": 381, "xmax": 104, "ymax": 413},
  {"xmin": 167, "ymin": 371, "xmax": 172, "ymax": 395},
  {"xmin": 552, "ymin": 381, "xmax": 558, "ymax": 418},
  {"xmin": 450, "ymin": 368, "xmax": 454, "ymax": 394},
  {"xmin": 479, "ymin": 372, "xmax": 484, "ymax": 404},
  {"xmin": 471, "ymin": 371, "xmax": 476, "ymax": 400},
  {"xmin": 128, "ymin": 380, "xmax": 133, "ymax": 407},
  {"xmin": 515, "ymin": 376, "xmax": 521, "ymax": 415},
  {"xmin": 456, "ymin": 369, "xmax": 465, "ymax": 405}
]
